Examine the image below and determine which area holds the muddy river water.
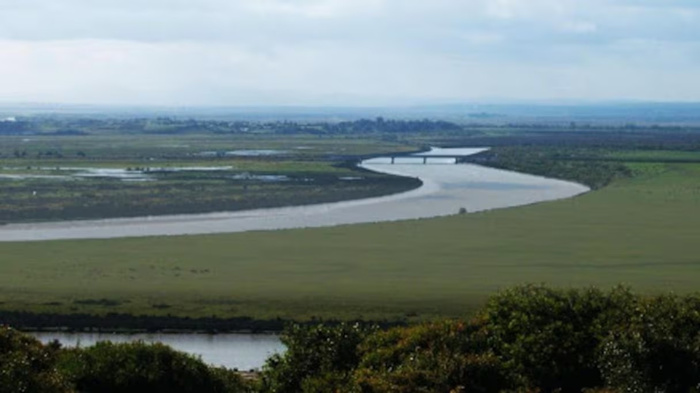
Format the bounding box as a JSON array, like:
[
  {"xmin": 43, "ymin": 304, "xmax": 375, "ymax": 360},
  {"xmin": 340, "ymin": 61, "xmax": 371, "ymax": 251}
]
[{"xmin": 0, "ymin": 148, "xmax": 589, "ymax": 242}]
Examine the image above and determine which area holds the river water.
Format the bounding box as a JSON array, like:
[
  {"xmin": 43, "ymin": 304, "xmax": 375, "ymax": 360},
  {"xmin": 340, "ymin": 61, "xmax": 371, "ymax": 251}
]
[
  {"xmin": 30, "ymin": 332, "xmax": 284, "ymax": 370},
  {"xmin": 0, "ymin": 147, "xmax": 589, "ymax": 242}
]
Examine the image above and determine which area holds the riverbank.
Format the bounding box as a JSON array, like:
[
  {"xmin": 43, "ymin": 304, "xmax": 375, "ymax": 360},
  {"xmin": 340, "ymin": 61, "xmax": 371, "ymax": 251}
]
[{"xmin": 2, "ymin": 309, "xmax": 406, "ymax": 334}]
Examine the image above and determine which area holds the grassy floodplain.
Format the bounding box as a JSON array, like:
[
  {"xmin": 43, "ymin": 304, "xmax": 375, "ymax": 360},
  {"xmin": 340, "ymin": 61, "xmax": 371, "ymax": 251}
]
[
  {"xmin": 1, "ymin": 159, "xmax": 699, "ymax": 323},
  {"xmin": 0, "ymin": 133, "xmax": 420, "ymax": 223}
]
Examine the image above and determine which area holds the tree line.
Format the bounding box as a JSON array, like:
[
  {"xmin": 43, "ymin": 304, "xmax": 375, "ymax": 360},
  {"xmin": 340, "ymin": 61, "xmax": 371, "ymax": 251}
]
[
  {"xmin": 6, "ymin": 116, "xmax": 700, "ymax": 137},
  {"xmin": 262, "ymin": 285, "xmax": 700, "ymax": 393}
]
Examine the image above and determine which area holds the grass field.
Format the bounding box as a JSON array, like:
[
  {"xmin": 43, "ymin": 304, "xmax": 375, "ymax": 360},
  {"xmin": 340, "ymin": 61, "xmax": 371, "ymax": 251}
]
[
  {"xmin": 0, "ymin": 134, "xmax": 414, "ymax": 160},
  {"xmin": 1, "ymin": 161, "xmax": 699, "ymax": 323}
]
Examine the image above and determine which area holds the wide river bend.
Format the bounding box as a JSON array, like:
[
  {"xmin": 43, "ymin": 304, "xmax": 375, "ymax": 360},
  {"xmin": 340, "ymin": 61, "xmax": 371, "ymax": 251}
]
[{"xmin": 0, "ymin": 148, "xmax": 589, "ymax": 242}]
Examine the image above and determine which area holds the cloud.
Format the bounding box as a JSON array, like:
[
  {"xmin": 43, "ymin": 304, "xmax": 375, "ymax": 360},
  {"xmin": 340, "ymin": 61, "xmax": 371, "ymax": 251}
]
[
  {"xmin": 0, "ymin": 0, "xmax": 698, "ymax": 105},
  {"xmin": 244, "ymin": 0, "xmax": 387, "ymax": 19}
]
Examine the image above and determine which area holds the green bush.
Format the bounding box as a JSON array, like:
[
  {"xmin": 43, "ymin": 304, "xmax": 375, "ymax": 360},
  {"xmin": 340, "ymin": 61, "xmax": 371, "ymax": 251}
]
[
  {"xmin": 352, "ymin": 320, "xmax": 508, "ymax": 392},
  {"xmin": 0, "ymin": 326, "xmax": 73, "ymax": 393},
  {"xmin": 597, "ymin": 294, "xmax": 700, "ymax": 393},
  {"xmin": 57, "ymin": 341, "xmax": 249, "ymax": 393},
  {"xmin": 476, "ymin": 285, "xmax": 637, "ymax": 392},
  {"xmin": 259, "ymin": 323, "xmax": 375, "ymax": 393},
  {"xmin": 257, "ymin": 287, "xmax": 700, "ymax": 392},
  {"xmin": 5, "ymin": 286, "xmax": 700, "ymax": 393}
]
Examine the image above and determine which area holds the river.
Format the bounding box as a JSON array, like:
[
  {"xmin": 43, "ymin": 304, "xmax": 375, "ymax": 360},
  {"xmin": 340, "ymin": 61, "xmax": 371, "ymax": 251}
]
[{"xmin": 0, "ymin": 147, "xmax": 589, "ymax": 242}]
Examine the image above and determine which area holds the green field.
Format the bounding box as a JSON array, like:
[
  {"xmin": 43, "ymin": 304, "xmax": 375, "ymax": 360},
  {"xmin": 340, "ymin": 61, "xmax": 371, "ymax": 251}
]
[
  {"xmin": 0, "ymin": 133, "xmax": 415, "ymax": 159},
  {"xmin": 1, "ymin": 161, "xmax": 699, "ymax": 323}
]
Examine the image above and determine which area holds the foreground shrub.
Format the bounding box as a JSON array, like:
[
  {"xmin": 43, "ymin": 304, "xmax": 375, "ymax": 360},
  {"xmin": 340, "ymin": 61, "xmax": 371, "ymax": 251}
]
[
  {"xmin": 258, "ymin": 287, "xmax": 700, "ymax": 392},
  {"xmin": 6, "ymin": 285, "xmax": 700, "ymax": 393},
  {"xmin": 260, "ymin": 323, "xmax": 375, "ymax": 392},
  {"xmin": 0, "ymin": 326, "xmax": 73, "ymax": 393},
  {"xmin": 598, "ymin": 294, "xmax": 700, "ymax": 393},
  {"xmin": 352, "ymin": 320, "xmax": 508, "ymax": 392},
  {"xmin": 58, "ymin": 341, "xmax": 249, "ymax": 393},
  {"xmin": 476, "ymin": 285, "xmax": 637, "ymax": 392}
]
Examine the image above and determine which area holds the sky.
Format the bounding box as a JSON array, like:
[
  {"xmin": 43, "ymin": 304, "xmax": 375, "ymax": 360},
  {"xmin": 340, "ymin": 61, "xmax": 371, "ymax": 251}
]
[{"xmin": 0, "ymin": 0, "xmax": 699, "ymax": 106}]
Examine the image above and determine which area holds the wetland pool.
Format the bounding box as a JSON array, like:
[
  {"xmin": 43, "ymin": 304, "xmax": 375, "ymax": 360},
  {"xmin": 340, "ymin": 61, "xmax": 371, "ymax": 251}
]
[{"xmin": 31, "ymin": 332, "xmax": 284, "ymax": 370}]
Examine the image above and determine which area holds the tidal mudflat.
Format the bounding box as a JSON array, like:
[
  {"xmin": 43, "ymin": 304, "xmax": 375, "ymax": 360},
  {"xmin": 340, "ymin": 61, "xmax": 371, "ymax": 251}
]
[{"xmin": 0, "ymin": 148, "xmax": 589, "ymax": 241}]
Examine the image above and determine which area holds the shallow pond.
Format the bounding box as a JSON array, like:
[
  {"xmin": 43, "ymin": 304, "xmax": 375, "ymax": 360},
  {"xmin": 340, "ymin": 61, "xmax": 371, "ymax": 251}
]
[
  {"xmin": 0, "ymin": 166, "xmax": 237, "ymax": 182},
  {"xmin": 30, "ymin": 332, "xmax": 284, "ymax": 370}
]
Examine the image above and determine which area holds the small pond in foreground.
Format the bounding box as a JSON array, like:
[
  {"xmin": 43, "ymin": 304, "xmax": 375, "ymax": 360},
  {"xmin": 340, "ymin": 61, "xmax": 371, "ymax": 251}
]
[{"xmin": 31, "ymin": 332, "xmax": 285, "ymax": 370}]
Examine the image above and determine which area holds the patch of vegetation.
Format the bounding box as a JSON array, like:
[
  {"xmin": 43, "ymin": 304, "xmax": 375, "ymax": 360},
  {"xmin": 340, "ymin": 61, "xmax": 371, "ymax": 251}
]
[
  {"xmin": 0, "ymin": 327, "xmax": 251, "ymax": 392},
  {"xmin": 260, "ymin": 286, "xmax": 700, "ymax": 393},
  {"xmin": 4, "ymin": 287, "xmax": 699, "ymax": 392},
  {"xmin": 2, "ymin": 158, "xmax": 700, "ymax": 323},
  {"xmin": 3, "ymin": 121, "xmax": 700, "ymax": 325},
  {"xmin": 58, "ymin": 341, "xmax": 249, "ymax": 393},
  {"xmin": 4, "ymin": 117, "xmax": 700, "ymax": 222},
  {"xmin": 73, "ymin": 299, "xmax": 125, "ymax": 307},
  {"xmin": 0, "ymin": 310, "xmax": 288, "ymax": 333},
  {"xmin": 0, "ymin": 124, "xmax": 423, "ymax": 223},
  {"xmin": 0, "ymin": 171, "xmax": 419, "ymax": 223},
  {"xmin": 0, "ymin": 326, "xmax": 71, "ymax": 393},
  {"xmin": 465, "ymin": 146, "xmax": 633, "ymax": 189}
]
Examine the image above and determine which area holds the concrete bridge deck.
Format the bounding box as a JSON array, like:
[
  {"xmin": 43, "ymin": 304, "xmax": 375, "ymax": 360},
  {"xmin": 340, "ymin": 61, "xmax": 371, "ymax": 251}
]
[{"xmin": 385, "ymin": 155, "xmax": 459, "ymax": 164}]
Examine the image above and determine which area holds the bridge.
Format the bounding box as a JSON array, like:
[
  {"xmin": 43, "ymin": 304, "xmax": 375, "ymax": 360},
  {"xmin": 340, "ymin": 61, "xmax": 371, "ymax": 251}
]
[
  {"xmin": 353, "ymin": 147, "xmax": 489, "ymax": 165},
  {"xmin": 386, "ymin": 155, "xmax": 461, "ymax": 164}
]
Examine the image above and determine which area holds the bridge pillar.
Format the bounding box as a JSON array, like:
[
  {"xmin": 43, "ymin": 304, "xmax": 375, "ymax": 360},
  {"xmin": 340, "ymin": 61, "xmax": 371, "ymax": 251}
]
[
  {"xmin": 423, "ymin": 157, "xmax": 428, "ymax": 164},
  {"xmin": 391, "ymin": 157, "xmax": 395, "ymax": 164}
]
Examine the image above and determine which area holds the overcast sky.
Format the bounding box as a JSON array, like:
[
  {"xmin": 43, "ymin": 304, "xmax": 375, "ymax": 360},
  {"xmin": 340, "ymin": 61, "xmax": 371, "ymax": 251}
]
[{"xmin": 0, "ymin": 0, "xmax": 698, "ymax": 106}]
